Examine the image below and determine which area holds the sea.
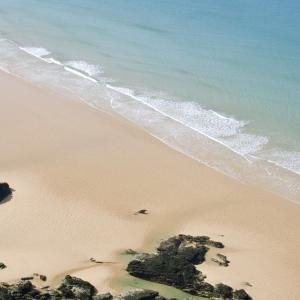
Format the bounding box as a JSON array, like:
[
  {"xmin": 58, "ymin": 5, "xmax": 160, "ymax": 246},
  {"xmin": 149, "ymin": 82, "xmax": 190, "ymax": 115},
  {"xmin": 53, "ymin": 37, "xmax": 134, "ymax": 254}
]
[{"xmin": 0, "ymin": 0, "xmax": 299, "ymax": 203}]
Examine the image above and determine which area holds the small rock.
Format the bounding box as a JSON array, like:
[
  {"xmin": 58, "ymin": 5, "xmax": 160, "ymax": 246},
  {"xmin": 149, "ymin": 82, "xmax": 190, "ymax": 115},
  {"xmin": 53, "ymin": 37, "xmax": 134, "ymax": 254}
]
[
  {"xmin": 245, "ymin": 282, "xmax": 252, "ymax": 287},
  {"xmin": 41, "ymin": 286, "xmax": 50, "ymax": 290},
  {"xmin": 1, "ymin": 282, "xmax": 10, "ymax": 286},
  {"xmin": 0, "ymin": 262, "xmax": 6, "ymax": 269},
  {"xmin": 17, "ymin": 280, "xmax": 32, "ymax": 291},
  {"xmin": 21, "ymin": 277, "xmax": 34, "ymax": 280},
  {"xmin": 40, "ymin": 275, "xmax": 47, "ymax": 281},
  {"xmin": 93, "ymin": 292, "xmax": 113, "ymax": 300},
  {"xmin": 95, "ymin": 261, "xmax": 102, "ymax": 264},
  {"xmin": 206, "ymin": 240, "xmax": 225, "ymax": 248},
  {"xmin": 90, "ymin": 258, "xmax": 96, "ymax": 262},
  {"xmin": 125, "ymin": 249, "xmax": 137, "ymax": 255},
  {"xmin": 33, "ymin": 273, "xmax": 39, "ymax": 276},
  {"xmin": 135, "ymin": 209, "xmax": 148, "ymax": 214},
  {"xmin": 0, "ymin": 182, "xmax": 12, "ymax": 202},
  {"xmin": 113, "ymin": 289, "xmax": 158, "ymax": 300}
]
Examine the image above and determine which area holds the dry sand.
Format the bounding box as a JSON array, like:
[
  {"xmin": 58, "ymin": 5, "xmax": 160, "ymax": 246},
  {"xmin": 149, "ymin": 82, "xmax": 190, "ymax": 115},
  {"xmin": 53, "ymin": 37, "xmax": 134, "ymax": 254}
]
[{"xmin": 0, "ymin": 70, "xmax": 299, "ymax": 299}]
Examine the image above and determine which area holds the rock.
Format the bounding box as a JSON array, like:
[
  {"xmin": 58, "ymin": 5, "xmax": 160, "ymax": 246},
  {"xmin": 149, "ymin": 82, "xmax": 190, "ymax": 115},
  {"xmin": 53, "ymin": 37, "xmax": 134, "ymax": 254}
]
[
  {"xmin": 135, "ymin": 210, "xmax": 147, "ymax": 215},
  {"xmin": 1, "ymin": 282, "xmax": 10, "ymax": 287},
  {"xmin": 57, "ymin": 286, "xmax": 74, "ymax": 297},
  {"xmin": 0, "ymin": 262, "xmax": 6, "ymax": 269},
  {"xmin": 233, "ymin": 289, "xmax": 252, "ymax": 300},
  {"xmin": 17, "ymin": 280, "xmax": 32, "ymax": 291},
  {"xmin": 126, "ymin": 235, "xmax": 213, "ymax": 296},
  {"xmin": 59, "ymin": 275, "xmax": 95, "ymax": 298},
  {"xmin": 212, "ymin": 283, "xmax": 233, "ymax": 299},
  {"xmin": 245, "ymin": 282, "xmax": 252, "ymax": 287},
  {"xmin": 112, "ymin": 288, "xmax": 158, "ymax": 300},
  {"xmin": 154, "ymin": 297, "xmax": 166, "ymax": 300},
  {"xmin": 93, "ymin": 292, "xmax": 113, "ymax": 300},
  {"xmin": 0, "ymin": 182, "xmax": 11, "ymax": 202},
  {"xmin": 21, "ymin": 277, "xmax": 34, "ymax": 280},
  {"xmin": 90, "ymin": 258, "xmax": 96, "ymax": 262},
  {"xmin": 39, "ymin": 275, "xmax": 47, "ymax": 281},
  {"xmin": 125, "ymin": 249, "xmax": 137, "ymax": 255},
  {"xmin": 206, "ymin": 240, "xmax": 224, "ymax": 248},
  {"xmin": 211, "ymin": 254, "xmax": 229, "ymax": 267}
]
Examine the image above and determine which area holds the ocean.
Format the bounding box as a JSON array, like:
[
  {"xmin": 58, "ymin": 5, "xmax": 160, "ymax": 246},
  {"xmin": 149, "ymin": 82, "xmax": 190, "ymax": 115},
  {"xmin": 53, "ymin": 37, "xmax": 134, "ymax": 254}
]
[{"xmin": 0, "ymin": 0, "xmax": 299, "ymax": 202}]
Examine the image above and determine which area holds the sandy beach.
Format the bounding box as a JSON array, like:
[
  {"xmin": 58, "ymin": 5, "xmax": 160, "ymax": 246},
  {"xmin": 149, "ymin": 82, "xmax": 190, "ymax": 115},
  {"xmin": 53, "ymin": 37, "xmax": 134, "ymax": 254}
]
[{"xmin": 0, "ymin": 70, "xmax": 299, "ymax": 299}]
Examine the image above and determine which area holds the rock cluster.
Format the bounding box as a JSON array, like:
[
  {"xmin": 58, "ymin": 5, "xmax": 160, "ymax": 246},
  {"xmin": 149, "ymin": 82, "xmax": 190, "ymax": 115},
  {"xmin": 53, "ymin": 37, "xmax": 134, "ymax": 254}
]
[
  {"xmin": 0, "ymin": 182, "xmax": 11, "ymax": 202},
  {"xmin": 0, "ymin": 276, "xmax": 96, "ymax": 300},
  {"xmin": 0, "ymin": 278, "xmax": 174, "ymax": 300},
  {"xmin": 126, "ymin": 235, "xmax": 252, "ymax": 300}
]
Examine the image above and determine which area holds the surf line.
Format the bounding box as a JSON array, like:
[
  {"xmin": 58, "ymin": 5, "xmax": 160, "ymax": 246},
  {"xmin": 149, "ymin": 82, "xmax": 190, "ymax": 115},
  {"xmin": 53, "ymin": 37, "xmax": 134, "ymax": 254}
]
[
  {"xmin": 64, "ymin": 67, "xmax": 97, "ymax": 83},
  {"xmin": 107, "ymin": 84, "xmax": 257, "ymax": 164}
]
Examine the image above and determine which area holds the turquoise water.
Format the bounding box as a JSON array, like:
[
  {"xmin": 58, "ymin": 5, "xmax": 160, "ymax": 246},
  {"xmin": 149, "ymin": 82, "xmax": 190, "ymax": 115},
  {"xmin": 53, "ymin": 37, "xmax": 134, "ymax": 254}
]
[{"xmin": 0, "ymin": 0, "xmax": 299, "ymax": 202}]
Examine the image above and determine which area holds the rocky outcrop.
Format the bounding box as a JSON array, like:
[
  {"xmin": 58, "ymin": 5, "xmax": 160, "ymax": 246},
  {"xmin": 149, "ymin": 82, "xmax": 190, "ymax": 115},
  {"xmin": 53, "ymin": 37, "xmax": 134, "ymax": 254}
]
[
  {"xmin": 56, "ymin": 275, "xmax": 95, "ymax": 299},
  {"xmin": 126, "ymin": 235, "xmax": 252, "ymax": 299},
  {"xmin": 0, "ymin": 183, "xmax": 11, "ymax": 202}
]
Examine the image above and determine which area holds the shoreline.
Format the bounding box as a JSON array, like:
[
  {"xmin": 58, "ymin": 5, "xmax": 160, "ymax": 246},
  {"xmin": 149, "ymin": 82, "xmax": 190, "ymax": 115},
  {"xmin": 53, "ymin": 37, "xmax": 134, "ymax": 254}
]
[{"xmin": 0, "ymin": 70, "xmax": 299, "ymax": 299}]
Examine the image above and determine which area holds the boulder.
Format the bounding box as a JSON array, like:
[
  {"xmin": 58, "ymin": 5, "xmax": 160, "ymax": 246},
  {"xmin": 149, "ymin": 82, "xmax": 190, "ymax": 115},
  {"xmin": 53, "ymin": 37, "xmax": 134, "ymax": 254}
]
[
  {"xmin": 17, "ymin": 280, "xmax": 32, "ymax": 291},
  {"xmin": 126, "ymin": 235, "xmax": 213, "ymax": 296},
  {"xmin": 0, "ymin": 182, "xmax": 11, "ymax": 202},
  {"xmin": 112, "ymin": 289, "xmax": 158, "ymax": 300},
  {"xmin": 58, "ymin": 275, "xmax": 95, "ymax": 298},
  {"xmin": 211, "ymin": 283, "xmax": 233, "ymax": 299},
  {"xmin": 93, "ymin": 292, "xmax": 113, "ymax": 300},
  {"xmin": 233, "ymin": 289, "xmax": 252, "ymax": 300}
]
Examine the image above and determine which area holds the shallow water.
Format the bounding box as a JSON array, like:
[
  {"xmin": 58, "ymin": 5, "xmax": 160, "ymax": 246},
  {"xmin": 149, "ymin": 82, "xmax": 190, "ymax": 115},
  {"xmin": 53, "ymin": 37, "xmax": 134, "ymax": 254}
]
[{"xmin": 0, "ymin": 0, "xmax": 299, "ymax": 202}]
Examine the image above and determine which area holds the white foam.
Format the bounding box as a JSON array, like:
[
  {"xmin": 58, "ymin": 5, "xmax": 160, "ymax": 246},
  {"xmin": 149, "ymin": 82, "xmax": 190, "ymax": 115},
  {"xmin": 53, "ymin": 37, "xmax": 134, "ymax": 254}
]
[
  {"xmin": 50, "ymin": 58, "xmax": 63, "ymax": 66},
  {"xmin": 106, "ymin": 84, "xmax": 268, "ymax": 158},
  {"xmin": 64, "ymin": 67, "xmax": 98, "ymax": 83},
  {"xmin": 65, "ymin": 61, "xmax": 103, "ymax": 76},
  {"xmin": 19, "ymin": 47, "xmax": 51, "ymax": 61},
  {"xmin": 256, "ymin": 150, "xmax": 300, "ymax": 175}
]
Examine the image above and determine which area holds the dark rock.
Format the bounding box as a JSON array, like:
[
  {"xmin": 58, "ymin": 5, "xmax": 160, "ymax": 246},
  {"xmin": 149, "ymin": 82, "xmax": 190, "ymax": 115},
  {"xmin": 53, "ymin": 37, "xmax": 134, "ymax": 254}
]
[
  {"xmin": 27, "ymin": 290, "xmax": 41, "ymax": 297},
  {"xmin": 59, "ymin": 275, "xmax": 95, "ymax": 298},
  {"xmin": 154, "ymin": 296, "xmax": 166, "ymax": 300},
  {"xmin": 125, "ymin": 249, "xmax": 137, "ymax": 255},
  {"xmin": 21, "ymin": 277, "xmax": 34, "ymax": 281},
  {"xmin": 93, "ymin": 292, "xmax": 113, "ymax": 300},
  {"xmin": 135, "ymin": 210, "xmax": 147, "ymax": 215},
  {"xmin": 1, "ymin": 282, "xmax": 10, "ymax": 287},
  {"xmin": 126, "ymin": 235, "xmax": 213, "ymax": 296},
  {"xmin": 17, "ymin": 280, "xmax": 32, "ymax": 291},
  {"xmin": 212, "ymin": 283, "xmax": 233, "ymax": 299},
  {"xmin": 0, "ymin": 262, "xmax": 6, "ymax": 269},
  {"xmin": 245, "ymin": 282, "xmax": 252, "ymax": 287},
  {"xmin": 0, "ymin": 182, "xmax": 11, "ymax": 202},
  {"xmin": 233, "ymin": 289, "xmax": 252, "ymax": 300},
  {"xmin": 57, "ymin": 286, "xmax": 74, "ymax": 298},
  {"xmin": 39, "ymin": 275, "xmax": 47, "ymax": 282},
  {"xmin": 112, "ymin": 289, "xmax": 158, "ymax": 300},
  {"xmin": 206, "ymin": 240, "xmax": 224, "ymax": 248}
]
